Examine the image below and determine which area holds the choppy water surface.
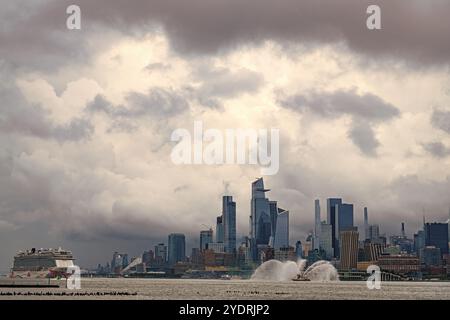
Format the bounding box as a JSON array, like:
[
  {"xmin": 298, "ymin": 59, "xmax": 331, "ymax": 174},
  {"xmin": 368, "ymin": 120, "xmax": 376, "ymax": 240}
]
[{"xmin": 1, "ymin": 278, "xmax": 450, "ymax": 299}]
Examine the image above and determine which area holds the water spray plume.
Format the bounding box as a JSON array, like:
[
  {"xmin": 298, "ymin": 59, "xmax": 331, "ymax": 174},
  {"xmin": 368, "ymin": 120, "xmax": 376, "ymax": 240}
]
[{"xmin": 251, "ymin": 259, "xmax": 339, "ymax": 281}]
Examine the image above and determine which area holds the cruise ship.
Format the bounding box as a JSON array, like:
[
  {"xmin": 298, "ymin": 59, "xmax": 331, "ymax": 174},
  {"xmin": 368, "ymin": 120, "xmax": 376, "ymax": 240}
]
[{"xmin": 10, "ymin": 248, "xmax": 75, "ymax": 279}]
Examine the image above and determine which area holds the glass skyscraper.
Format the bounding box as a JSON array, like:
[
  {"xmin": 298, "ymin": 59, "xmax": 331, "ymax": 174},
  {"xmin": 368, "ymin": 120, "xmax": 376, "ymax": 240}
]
[
  {"xmin": 295, "ymin": 240, "xmax": 303, "ymax": 259},
  {"xmin": 364, "ymin": 207, "xmax": 369, "ymax": 240},
  {"xmin": 327, "ymin": 198, "xmax": 342, "ymax": 258},
  {"xmin": 424, "ymin": 222, "xmax": 449, "ymax": 256},
  {"xmin": 249, "ymin": 178, "xmax": 290, "ymax": 261},
  {"xmin": 200, "ymin": 229, "xmax": 213, "ymax": 251},
  {"xmin": 269, "ymin": 200, "xmax": 279, "ymax": 244},
  {"xmin": 313, "ymin": 199, "xmax": 321, "ymax": 250},
  {"xmin": 273, "ymin": 209, "xmax": 289, "ymax": 249},
  {"xmin": 320, "ymin": 222, "xmax": 333, "ymax": 260},
  {"xmin": 168, "ymin": 233, "xmax": 186, "ymax": 266},
  {"xmin": 338, "ymin": 203, "xmax": 354, "ymax": 232},
  {"xmin": 222, "ymin": 196, "xmax": 237, "ymax": 253},
  {"xmin": 327, "ymin": 198, "xmax": 354, "ymax": 258},
  {"xmin": 216, "ymin": 216, "xmax": 224, "ymax": 243},
  {"xmin": 250, "ymin": 178, "xmax": 272, "ymax": 260}
]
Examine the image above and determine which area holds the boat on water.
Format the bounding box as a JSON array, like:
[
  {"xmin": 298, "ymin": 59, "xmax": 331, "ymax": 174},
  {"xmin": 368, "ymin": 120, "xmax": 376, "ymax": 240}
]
[
  {"xmin": 10, "ymin": 247, "xmax": 75, "ymax": 279},
  {"xmin": 292, "ymin": 274, "xmax": 310, "ymax": 281}
]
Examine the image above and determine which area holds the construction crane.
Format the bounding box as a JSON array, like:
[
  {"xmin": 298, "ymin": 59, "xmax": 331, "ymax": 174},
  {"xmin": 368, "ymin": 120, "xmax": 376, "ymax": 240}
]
[{"xmin": 201, "ymin": 224, "xmax": 213, "ymax": 230}]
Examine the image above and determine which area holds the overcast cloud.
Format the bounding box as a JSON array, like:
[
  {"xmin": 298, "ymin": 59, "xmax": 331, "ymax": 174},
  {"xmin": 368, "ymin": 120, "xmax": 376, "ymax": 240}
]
[{"xmin": 0, "ymin": 1, "xmax": 449, "ymax": 271}]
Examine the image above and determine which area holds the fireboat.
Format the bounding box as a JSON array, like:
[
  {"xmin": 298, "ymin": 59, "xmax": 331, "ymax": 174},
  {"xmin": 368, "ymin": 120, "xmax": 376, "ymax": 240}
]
[{"xmin": 292, "ymin": 273, "xmax": 310, "ymax": 281}]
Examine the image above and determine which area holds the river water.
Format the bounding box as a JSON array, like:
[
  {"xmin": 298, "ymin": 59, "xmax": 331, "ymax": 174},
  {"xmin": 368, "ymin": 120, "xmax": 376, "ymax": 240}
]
[{"xmin": 1, "ymin": 278, "xmax": 450, "ymax": 299}]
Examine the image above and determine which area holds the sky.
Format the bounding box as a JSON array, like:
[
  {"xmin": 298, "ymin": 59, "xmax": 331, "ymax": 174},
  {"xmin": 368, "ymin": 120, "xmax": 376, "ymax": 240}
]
[{"xmin": 0, "ymin": 0, "xmax": 450, "ymax": 271}]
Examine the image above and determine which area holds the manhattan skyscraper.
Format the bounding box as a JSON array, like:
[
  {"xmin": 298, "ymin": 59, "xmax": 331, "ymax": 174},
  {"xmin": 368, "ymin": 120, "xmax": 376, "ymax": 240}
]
[
  {"xmin": 313, "ymin": 199, "xmax": 321, "ymax": 250},
  {"xmin": 222, "ymin": 196, "xmax": 237, "ymax": 253},
  {"xmin": 327, "ymin": 198, "xmax": 354, "ymax": 258},
  {"xmin": 249, "ymin": 178, "xmax": 290, "ymax": 261},
  {"xmin": 364, "ymin": 207, "xmax": 369, "ymax": 241},
  {"xmin": 327, "ymin": 198, "xmax": 342, "ymax": 258},
  {"xmin": 273, "ymin": 209, "xmax": 289, "ymax": 250},
  {"xmin": 168, "ymin": 233, "xmax": 186, "ymax": 267},
  {"xmin": 250, "ymin": 178, "xmax": 272, "ymax": 260}
]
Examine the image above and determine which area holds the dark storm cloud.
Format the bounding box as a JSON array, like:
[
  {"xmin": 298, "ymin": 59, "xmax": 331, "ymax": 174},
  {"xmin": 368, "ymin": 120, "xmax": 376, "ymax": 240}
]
[
  {"xmin": 88, "ymin": 88, "xmax": 190, "ymax": 119},
  {"xmin": 2, "ymin": 0, "xmax": 450, "ymax": 71},
  {"xmin": 0, "ymin": 0, "xmax": 95, "ymax": 71},
  {"xmin": 126, "ymin": 89, "xmax": 189, "ymax": 117},
  {"xmin": 193, "ymin": 65, "xmax": 264, "ymax": 99},
  {"xmin": 88, "ymin": 66, "xmax": 261, "ymax": 117},
  {"xmin": 278, "ymin": 89, "xmax": 399, "ymax": 155},
  {"xmin": 431, "ymin": 109, "xmax": 450, "ymax": 134},
  {"xmin": 279, "ymin": 89, "xmax": 399, "ymax": 121},
  {"xmin": 348, "ymin": 121, "xmax": 380, "ymax": 157},
  {"xmin": 422, "ymin": 142, "xmax": 450, "ymax": 158},
  {"xmin": 75, "ymin": 0, "xmax": 450, "ymax": 65}
]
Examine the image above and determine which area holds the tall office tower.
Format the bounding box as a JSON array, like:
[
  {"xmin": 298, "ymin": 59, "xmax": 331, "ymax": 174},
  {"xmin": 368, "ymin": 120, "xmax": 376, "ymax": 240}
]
[
  {"xmin": 337, "ymin": 202, "xmax": 354, "ymax": 257},
  {"xmin": 414, "ymin": 230, "xmax": 425, "ymax": 253},
  {"xmin": 273, "ymin": 209, "xmax": 289, "ymax": 249},
  {"xmin": 154, "ymin": 243, "xmax": 167, "ymax": 264},
  {"xmin": 339, "ymin": 228, "xmax": 359, "ymax": 270},
  {"xmin": 313, "ymin": 199, "xmax": 321, "ymax": 250},
  {"xmin": 424, "ymin": 223, "xmax": 449, "ymax": 256},
  {"xmin": 295, "ymin": 241, "xmax": 303, "ymax": 259},
  {"xmin": 320, "ymin": 222, "xmax": 333, "ymax": 260},
  {"xmin": 250, "ymin": 178, "xmax": 272, "ymax": 260},
  {"xmin": 364, "ymin": 207, "xmax": 369, "ymax": 240},
  {"xmin": 200, "ymin": 229, "xmax": 213, "ymax": 251},
  {"xmin": 327, "ymin": 198, "xmax": 354, "ymax": 257},
  {"xmin": 368, "ymin": 224, "xmax": 380, "ymax": 241},
  {"xmin": 338, "ymin": 203, "xmax": 354, "ymax": 233},
  {"xmin": 401, "ymin": 222, "xmax": 406, "ymax": 238},
  {"xmin": 420, "ymin": 246, "xmax": 442, "ymax": 266},
  {"xmin": 216, "ymin": 216, "xmax": 224, "ymax": 243},
  {"xmin": 223, "ymin": 196, "xmax": 237, "ymax": 253},
  {"xmin": 168, "ymin": 233, "xmax": 186, "ymax": 266},
  {"xmin": 269, "ymin": 201, "xmax": 279, "ymax": 245},
  {"xmin": 327, "ymin": 198, "xmax": 342, "ymax": 258}
]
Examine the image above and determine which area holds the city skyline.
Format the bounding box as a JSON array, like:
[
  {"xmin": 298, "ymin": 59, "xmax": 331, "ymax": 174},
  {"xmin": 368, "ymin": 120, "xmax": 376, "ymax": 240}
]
[
  {"xmin": 1, "ymin": 1, "xmax": 450, "ymax": 274},
  {"xmin": 93, "ymin": 177, "xmax": 449, "ymax": 272},
  {"xmin": 1, "ymin": 176, "xmax": 449, "ymax": 272}
]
